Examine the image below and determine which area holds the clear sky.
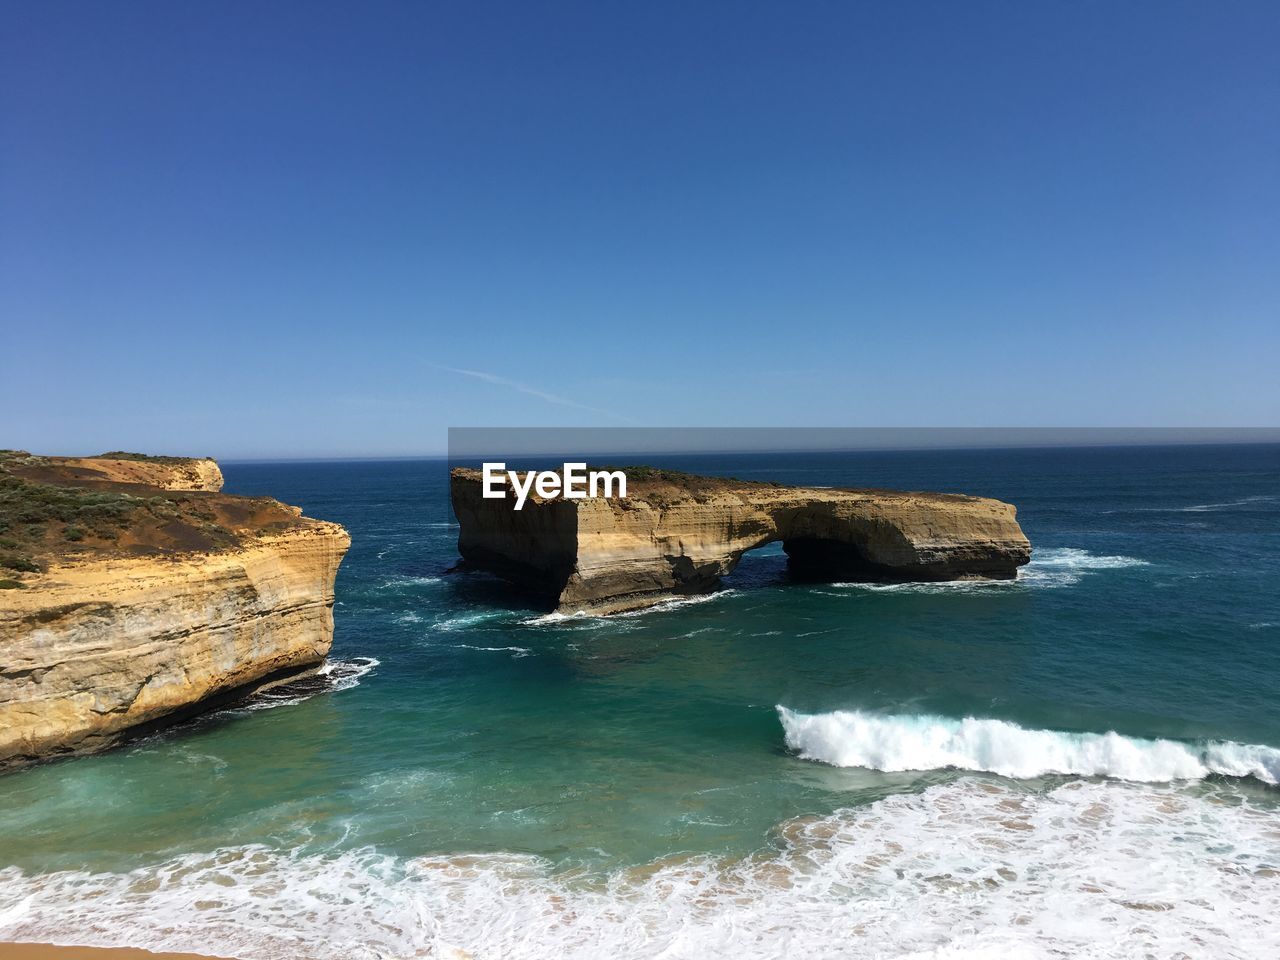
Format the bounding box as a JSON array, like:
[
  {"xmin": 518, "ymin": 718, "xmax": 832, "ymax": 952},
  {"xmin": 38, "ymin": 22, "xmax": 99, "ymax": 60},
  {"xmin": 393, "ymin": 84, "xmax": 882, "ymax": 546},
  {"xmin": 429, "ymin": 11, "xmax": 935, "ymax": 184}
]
[{"xmin": 3, "ymin": 1, "xmax": 1278, "ymax": 458}]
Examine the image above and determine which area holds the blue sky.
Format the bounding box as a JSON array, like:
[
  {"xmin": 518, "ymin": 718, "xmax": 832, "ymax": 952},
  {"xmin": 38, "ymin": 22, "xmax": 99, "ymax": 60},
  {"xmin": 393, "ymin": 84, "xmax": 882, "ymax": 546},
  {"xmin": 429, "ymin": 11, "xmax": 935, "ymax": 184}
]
[{"xmin": 3, "ymin": 1, "xmax": 1278, "ymax": 458}]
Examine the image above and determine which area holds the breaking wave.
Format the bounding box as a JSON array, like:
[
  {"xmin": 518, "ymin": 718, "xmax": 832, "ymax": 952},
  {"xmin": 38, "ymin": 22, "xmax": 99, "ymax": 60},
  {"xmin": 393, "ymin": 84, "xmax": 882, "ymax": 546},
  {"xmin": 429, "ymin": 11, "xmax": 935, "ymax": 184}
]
[
  {"xmin": 778, "ymin": 707, "xmax": 1280, "ymax": 785},
  {"xmin": 318, "ymin": 657, "xmax": 380, "ymax": 692},
  {"xmin": 1, "ymin": 777, "xmax": 1278, "ymax": 959}
]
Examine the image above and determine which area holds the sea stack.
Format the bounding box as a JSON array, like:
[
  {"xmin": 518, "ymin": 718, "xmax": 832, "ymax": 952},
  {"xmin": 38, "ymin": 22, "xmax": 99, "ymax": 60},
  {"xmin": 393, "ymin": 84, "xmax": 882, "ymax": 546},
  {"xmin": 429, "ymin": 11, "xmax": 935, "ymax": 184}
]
[
  {"xmin": 0, "ymin": 451, "xmax": 350, "ymax": 767},
  {"xmin": 451, "ymin": 467, "xmax": 1032, "ymax": 615}
]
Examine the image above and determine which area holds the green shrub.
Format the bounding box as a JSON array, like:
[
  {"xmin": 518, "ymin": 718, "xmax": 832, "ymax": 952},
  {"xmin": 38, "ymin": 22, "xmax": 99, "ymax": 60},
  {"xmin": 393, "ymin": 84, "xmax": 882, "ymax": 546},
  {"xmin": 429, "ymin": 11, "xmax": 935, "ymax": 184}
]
[
  {"xmin": 0, "ymin": 474, "xmax": 141, "ymax": 531},
  {"xmin": 63, "ymin": 526, "xmax": 85, "ymax": 541},
  {"xmin": 97, "ymin": 451, "xmax": 190, "ymax": 463},
  {"xmin": 0, "ymin": 578, "xmax": 23, "ymax": 589}
]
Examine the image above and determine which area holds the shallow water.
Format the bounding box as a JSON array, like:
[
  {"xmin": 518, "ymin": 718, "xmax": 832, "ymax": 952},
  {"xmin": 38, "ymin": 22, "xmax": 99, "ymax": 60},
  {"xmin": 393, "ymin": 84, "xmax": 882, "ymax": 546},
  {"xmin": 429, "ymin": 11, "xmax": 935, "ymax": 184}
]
[{"xmin": 2, "ymin": 444, "xmax": 1279, "ymax": 958}]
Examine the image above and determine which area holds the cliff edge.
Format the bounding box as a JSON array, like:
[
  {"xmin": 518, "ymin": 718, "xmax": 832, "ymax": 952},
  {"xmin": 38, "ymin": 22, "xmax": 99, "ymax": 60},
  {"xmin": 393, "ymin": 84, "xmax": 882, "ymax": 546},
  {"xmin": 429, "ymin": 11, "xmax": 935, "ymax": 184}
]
[
  {"xmin": 20, "ymin": 451, "xmax": 226, "ymax": 491},
  {"xmin": 452, "ymin": 467, "xmax": 1031, "ymax": 615},
  {"xmin": 0, "ymin": 451, "xmax": 349, "ymax": 767}
]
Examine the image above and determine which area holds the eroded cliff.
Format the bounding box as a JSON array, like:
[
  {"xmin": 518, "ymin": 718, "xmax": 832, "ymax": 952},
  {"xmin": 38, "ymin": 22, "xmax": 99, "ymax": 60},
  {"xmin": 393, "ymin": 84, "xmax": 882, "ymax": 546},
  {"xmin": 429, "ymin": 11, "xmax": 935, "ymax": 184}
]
[
  {"xmin": 452, "ymin": 467, "xmax": 1031, "ymax": 614},
  {"xmin": 0, "ymin": 451, "xmax": 349, "ymax": 766}
]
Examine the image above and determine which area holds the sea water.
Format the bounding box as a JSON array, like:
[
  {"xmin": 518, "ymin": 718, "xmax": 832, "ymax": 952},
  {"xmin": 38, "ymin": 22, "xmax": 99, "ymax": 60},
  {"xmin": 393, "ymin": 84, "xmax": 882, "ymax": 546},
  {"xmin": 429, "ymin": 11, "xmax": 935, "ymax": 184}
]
[{"xmin": 1, "ymin": 444, "xmax": 1278, "ymax": 959}]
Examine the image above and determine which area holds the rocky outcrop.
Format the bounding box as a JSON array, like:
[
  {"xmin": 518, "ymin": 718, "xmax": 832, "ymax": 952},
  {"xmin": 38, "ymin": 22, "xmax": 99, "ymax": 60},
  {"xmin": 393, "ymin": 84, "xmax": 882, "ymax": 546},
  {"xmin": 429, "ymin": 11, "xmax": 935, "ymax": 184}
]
[
  {"xmin": 0, "ymin": 453, "xmax": 349, "ymax": 767},
  {"xmin": 452, "ymin": 468, "xmax": 1031, "ymax": 615}
]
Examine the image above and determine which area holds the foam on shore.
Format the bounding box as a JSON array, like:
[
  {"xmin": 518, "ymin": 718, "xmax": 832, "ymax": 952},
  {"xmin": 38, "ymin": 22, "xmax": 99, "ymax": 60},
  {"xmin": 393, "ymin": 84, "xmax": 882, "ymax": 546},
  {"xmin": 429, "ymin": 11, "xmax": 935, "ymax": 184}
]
[{"xmin": 1, "ymin": 777, "xmax": 1278, "ymax": 959}]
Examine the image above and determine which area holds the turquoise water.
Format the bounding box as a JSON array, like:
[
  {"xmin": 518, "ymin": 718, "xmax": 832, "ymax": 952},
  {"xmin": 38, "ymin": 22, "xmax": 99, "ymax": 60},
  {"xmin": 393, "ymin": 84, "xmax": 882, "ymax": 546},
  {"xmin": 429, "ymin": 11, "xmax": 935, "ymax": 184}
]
[{"xmin": 2, "ymin": 444, "xmax": 1279, "ymax": 958}]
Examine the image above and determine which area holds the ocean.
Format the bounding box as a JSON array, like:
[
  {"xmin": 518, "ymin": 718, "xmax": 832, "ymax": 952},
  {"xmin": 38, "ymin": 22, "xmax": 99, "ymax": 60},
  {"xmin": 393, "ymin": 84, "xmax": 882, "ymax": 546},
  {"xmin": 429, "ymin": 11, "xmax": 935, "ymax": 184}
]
[{"xmin": 2, "ymin": 444, "xmax": 1279, "ymax": 959}]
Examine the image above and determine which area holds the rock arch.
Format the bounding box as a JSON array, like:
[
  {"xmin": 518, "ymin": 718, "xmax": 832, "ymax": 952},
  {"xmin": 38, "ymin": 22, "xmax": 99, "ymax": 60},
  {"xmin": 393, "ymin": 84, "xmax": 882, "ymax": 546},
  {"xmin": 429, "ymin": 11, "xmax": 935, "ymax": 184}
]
[{"xmin": 451, "ymin": 468, "xmax": 1031, "ymax": 615}]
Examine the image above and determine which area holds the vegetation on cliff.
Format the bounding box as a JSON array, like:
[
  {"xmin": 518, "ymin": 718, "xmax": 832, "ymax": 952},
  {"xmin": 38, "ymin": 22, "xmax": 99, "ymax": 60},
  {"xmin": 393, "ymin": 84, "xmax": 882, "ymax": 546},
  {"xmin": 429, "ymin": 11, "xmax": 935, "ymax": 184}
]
[
  {"xmin": 96, "ymin": 450, "xmax": 211, "ymax": 464},
  {"xmin": 0, "ymin": 451, "xmax": 303, "ymax": 581}
]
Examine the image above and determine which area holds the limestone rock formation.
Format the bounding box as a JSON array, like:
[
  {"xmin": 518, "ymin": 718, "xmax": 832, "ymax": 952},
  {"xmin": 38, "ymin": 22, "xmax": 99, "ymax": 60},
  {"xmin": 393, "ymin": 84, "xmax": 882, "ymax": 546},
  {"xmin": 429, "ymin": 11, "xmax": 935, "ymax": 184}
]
[
  {"xmin": 0, "ymin": 451, "xmax": 349, "ymax": 766},
  {"xmin": 451, "ymin": 467, "xmax": 1031, "ymax": 615}
]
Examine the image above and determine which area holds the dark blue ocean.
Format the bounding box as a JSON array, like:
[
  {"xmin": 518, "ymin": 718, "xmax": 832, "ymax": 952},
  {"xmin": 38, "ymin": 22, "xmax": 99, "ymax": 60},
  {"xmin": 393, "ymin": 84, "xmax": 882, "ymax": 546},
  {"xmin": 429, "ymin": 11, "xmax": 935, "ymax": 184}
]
[{"xmin": 2, "ymin": 444, "xmax": 1279, "ymax": 959}]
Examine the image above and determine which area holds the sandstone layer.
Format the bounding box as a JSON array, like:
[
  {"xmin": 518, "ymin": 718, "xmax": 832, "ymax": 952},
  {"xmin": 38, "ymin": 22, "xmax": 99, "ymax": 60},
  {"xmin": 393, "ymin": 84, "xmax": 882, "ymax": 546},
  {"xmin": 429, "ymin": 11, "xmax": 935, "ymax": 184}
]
[
  {"xmin": 0, "ymin": 452, "xmax": 349, "ymax": 766},
  {"xmin": 452, "ymin": 467, "xmax": 1031, "ymax": 615}
]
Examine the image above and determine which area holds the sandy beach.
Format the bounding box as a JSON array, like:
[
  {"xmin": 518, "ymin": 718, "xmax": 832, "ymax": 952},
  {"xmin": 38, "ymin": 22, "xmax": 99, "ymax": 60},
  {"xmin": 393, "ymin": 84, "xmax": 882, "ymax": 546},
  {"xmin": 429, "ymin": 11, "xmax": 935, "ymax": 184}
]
[{"xmin": 1, "ymin": 945, "xmax": 233, "ymax": 960}]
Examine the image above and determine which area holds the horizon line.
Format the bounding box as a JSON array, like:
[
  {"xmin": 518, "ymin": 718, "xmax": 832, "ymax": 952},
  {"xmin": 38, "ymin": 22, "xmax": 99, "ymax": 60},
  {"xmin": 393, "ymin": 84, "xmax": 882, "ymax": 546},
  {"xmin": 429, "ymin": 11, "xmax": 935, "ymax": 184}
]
[{"xmin": 218, "ymin": 435, "xmax": 1280, "ymax": 464}]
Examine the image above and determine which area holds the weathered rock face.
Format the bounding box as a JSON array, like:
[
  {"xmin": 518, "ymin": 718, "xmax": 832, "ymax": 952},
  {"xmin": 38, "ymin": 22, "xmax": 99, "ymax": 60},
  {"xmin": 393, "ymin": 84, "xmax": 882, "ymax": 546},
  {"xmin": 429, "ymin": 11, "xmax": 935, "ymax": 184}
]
[
  {"xmin": 0, "ymin": 453, "xmax": 349, "ymax": 767},
  {"xmin": 452, "ymin": 468, "xmax": 1031, "ymax": 615}
]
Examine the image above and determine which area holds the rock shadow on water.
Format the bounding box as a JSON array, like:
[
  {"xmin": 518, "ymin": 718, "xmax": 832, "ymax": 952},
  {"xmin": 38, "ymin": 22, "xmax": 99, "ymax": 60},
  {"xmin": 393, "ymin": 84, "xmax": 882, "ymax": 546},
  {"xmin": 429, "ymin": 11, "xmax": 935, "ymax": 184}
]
[{"xmin": 443, "ymin": 562, "xmax": 560, "ymax": 616}]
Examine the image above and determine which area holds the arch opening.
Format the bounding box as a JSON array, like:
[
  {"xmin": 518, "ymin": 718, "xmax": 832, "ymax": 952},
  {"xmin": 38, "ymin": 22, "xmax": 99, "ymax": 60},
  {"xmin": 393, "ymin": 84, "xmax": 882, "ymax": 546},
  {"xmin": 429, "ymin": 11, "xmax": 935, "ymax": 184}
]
[{"xmin": 718, "ymin": 533, "xmax": 894, "ymax": 591}]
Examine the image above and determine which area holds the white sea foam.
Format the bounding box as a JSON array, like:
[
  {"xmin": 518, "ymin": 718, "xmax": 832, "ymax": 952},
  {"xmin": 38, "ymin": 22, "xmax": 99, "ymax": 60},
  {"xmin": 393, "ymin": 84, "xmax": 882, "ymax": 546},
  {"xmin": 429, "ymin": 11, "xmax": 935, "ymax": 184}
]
[
  {"xmin": 526, "ymin": 590, "xmax": 738, "ymax": 624},
  {"xmin": 522, "ymin": 610, "xmax": 576, "ymax": 625},
  {"xmin": 534, "ymin": 548, "xmax": 1142, "ymax": 614},
  {"xmin": 2, "ymin": 777, "xmax": 1278, "ymax": 959},
  {"xmin": 234, "ymin": 658, "xmax": 379, "ymax": 712},
  {"xmin": 826, "ymin": 579, "xmax": 1020, "ymax": 595},
  {"xmin": 434, "ymin": 610, "xmax": 518, "ymax": 631},
  {"xmin": 1104, "ymin": 495, "xmax": 1277, "ymax": 515},
  {"xmin": 452, "ymin": 644, "xmax": 533, "ymax": 658},
  {"xmin": 1179, "ymin": 495, "xmax": 1276, "ymax": 512},
  {"xmin": 316, "ymin": 657, "xmax": 380, "ymax": 692},
  {"xmin": 1027, "ymin": 547, "xmax": 1148, "ymax": 570},
  {"xmin": 826, "ymin": 547, "xmax": 1149, "ymax": 593},
  {"xmin": 614, "ymin": 590, "xmax": 739, "ymax": 617},
  {"xmin": 377, "ymin": 575, "xmax": 442, "ymax": 590},
  {"xmin": 1017, "ymin": 547, "xmax": 1149, "ymax": 588},
  {"xmin": 777, "ymin": 707, "xmax": 1280, "ymax": 785}
]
